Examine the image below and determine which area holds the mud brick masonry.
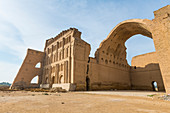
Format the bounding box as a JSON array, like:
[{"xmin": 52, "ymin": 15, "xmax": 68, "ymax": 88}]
[{"xmin": 10, "ymin": 5, "xmax": 170, "ymax": 94}]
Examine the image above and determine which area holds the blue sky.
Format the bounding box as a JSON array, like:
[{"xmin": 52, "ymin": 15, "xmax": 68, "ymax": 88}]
[{"xmin": 0, "ymin": 0, "xmax": 169, "ymax": 83}]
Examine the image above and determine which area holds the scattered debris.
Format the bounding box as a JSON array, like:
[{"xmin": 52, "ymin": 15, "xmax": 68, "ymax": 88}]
[
  {"xmin": 56, "ymin": 94, "xmax": 61, "ymax": 96},
  {"xmin": 25, "ymin": 88, "xmax": 50, "ymax": 92},
  {"xmin": 42, "ymin": 93, "xmax": 49, "ymax": 95},
  {"xmin": 159, "ymin": 95, "xmax": 170, "ymax": 101},
  {"xmin": 50, "ymin": 87, "xmax": 67, "ymax": 93}
]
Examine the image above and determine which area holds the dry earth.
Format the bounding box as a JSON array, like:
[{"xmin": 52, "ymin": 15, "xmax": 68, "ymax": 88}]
[{"xmin": 0, "ymin": 90, "xmax": 170, "ymax": 113}]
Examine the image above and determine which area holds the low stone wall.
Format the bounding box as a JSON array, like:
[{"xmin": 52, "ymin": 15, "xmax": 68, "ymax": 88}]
[
  {"xmin": 52, "ymin": 83, "xmax": 76, "ymax": 91},
  {"xmin": 91, "ymin": 83, "xmax": 131, "ymax": 91},
  {"xmin": 130, "ymin": 64, "xmax": 165, "ymax": 91},
  {"xmin": 40, "ymin": 84, "xmax": 50, "ymax": 89}
]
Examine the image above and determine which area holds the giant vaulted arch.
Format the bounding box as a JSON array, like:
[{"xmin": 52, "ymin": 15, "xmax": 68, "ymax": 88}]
[
  {"xmin": 94, "ymin": 5, "xmax": 170, "ymax": 93},
  {"xmin": 93, "ymin": 19, "xmax": 155, "ymax": 90},
  {"xmin": 95, "ymin": 19, "xmax": 153, "ymax": 69},
  {"xmin": 99, "ymin": 19, "xmax": 153, "ymax": 48}
]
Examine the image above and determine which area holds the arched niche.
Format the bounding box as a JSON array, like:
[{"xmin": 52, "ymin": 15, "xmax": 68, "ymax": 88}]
[
  {"xmin": 51, "ymin": 76, "xmax": 55, "ymax": 84},
  {"xmin": 59, "ymin": 75, "xmax": 64, "ymax": 84}
]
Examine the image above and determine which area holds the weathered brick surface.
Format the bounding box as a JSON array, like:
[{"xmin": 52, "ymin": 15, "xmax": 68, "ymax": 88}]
[{"xmin": 11, "ymin": 5, "xmax": 170, "ymax": 93}]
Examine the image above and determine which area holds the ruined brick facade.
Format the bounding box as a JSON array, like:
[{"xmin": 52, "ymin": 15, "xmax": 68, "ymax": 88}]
[{"xmin": 11, "ymin": 5, "xmax": 170, "ymax": 94}]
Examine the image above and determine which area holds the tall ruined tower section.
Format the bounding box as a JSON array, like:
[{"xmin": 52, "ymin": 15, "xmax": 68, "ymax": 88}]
[
  {"xmin": 41, "ymin": 28, "xmax": 90, "ymax": 90},
  {"xmin": 150, "ymin": 5, "xmax": 170, "ymax": 93},
  {"xmin": 10, "ymin": 49, "xmax": 45, "ymax": 89}
]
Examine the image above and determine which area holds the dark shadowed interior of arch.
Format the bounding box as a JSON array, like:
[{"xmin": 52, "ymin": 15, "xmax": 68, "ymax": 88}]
[{"xmin": 125, "ymin": 34, "xmax": 155, "ymax": 65}]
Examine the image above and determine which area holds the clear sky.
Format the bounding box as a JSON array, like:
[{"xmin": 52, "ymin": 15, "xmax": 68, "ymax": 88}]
[{"xmin": 0, "ymin": 0, "xmax": 169, "ymax": 83}]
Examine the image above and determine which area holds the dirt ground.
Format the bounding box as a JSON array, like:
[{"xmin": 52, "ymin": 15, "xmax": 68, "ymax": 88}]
[{"xmin": 0, "ymin": 90, "xmax": 170, "ymax": 113}]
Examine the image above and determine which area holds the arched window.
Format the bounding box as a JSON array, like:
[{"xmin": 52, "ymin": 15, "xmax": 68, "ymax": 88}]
[
  {"xmin": 52, "ymin": 45, "xmax": 54, "ymax": 52},
  {"xmin": 63, "ymin": 38, "xmax": 65, "ymax": 45},
  {"xmin": 60, "ymin": 41, "xmax": 62, "ymax": 47},
  {"xmin": 105, "ymin": 60, "xmax": 108, "ymax": 64},
  {"xmin": 59, "ymin": 75, "xmax": 64, "ymax": 83},
  {"xmin": 59, "ymin": 52, "xmax": 61, "ymax": 60},
  {"xmin": 61, "ymin": 64, "xmax": 64, "ymax": 71},
  {"xmin": 66, "ymin": 48, "xmax": 68, "ymax": 58},
  {"xmin": 59, "ymin": 65, "xmax": 60, "ymax": 71},
  {"xmin": 68, "ymin": 36, "xmax": 71, "ymax": 42},
  {"xmin": 52, "ymin": 76, "xmax": 55, "ymax": 84},
  {"xmin": 66, "ymin": 37, "xmax": 68, "ymax": 44},
  {"xmin": 53, "ymin": 55, "xmax": 55, "ymax": 62},
  {"xmin": 31, "ymin": 75, "xmax": 39, "ymax": 84},
  {"xmin": 45, "ymin": 77, "xmax": 48, "ymax": 84},
  {"xmin": 35, "ymin": 62, "xmax": 41, "ymax": 68}
]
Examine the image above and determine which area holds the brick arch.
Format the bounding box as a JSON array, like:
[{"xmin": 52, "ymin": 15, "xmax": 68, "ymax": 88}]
[
  {"xmin": 10, "ymin": 49, "xmax": 44, "ymax": 89},
  {"xmin": 30, "ymin": 75, "xmax": 40, "ymax": 84},
  {"xmin": 28, "ymin": 74, "xmax": 41, "ymax": 84},
  {"xmin": 95, "ymin": 19, "xmax": 153, "ymax": 68},
  {"xmin": 59, "ymin": 75, "xmax": 64, "ymax": 84},
  {"xmin": 35, "ymin": 62, "xmax": 41, "ymax": 68},
  {"xmin": 98, "ymin": 19, "xmax": 153, "ymax": 49},
  {"xmin": 95, "ymin": 6, "xmax": 170, "ymax": 93}
]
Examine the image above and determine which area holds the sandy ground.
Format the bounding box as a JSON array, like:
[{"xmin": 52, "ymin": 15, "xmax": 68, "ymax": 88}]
[{"xmin": 0, "ymin": 90, "xmax": 170, "ymax": 113}]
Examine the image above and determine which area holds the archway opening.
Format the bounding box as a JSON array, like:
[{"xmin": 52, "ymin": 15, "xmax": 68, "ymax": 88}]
[
  {"xmin": 98, "ymin": 21, "xmax": 154, "ymax": 68},
  {"xmin": 152, "ymin": 81, "xmax": 158, "ymax": 91},
  {"xmin": 45, "ymin": 77, "xmax": 48, "ymax": 84},
  {"xmin": 59, "ymin": 75, "xmax": 64, "ymax": 84},
  {"xmin": 31, "ymin": 75, "xmax": 39, "ymax": 84},
  {"xmin": 35, "ymin": 62, "xmax": 41, "ymax": 68},
  {"xmin": 125, "ymin": 34, "xmax": 155, "ymax": 65},
  {"xmin": 96, "ymin": 20, "xmax": 166, "ymax": 92},
  {"xmin": 86, "ymin": 76, "xmax": 90, "ymax": 91},
  {"xmin": 52, "ymin": 76, "xmax": 55, "ymax": 84}
]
